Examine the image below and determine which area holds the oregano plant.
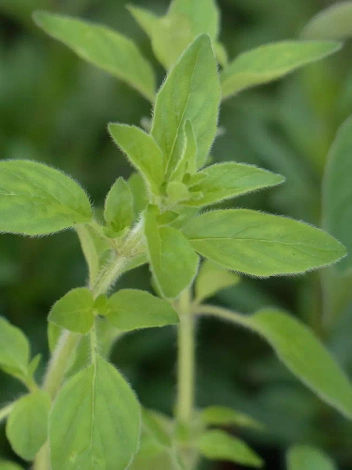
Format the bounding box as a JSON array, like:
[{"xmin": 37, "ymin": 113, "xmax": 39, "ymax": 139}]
[{"xmin": 0, "ymin": 1, "xmax": 351, "ymax": 469}]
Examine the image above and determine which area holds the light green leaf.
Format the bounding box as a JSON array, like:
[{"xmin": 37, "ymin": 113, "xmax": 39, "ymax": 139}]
[
  {"xmin": 200, "ymin": 406, "xmax": 263, "ymax": 430},
  {"xmin": 183, "ymin": 210, "xmax": 346, "ymax": 277},
  {"xmin": 0, "ymin": 317, "xmax": 29, "ymax": 381},
  {"xmin": 109, "ymin": 124, "xmax": 164, "ymax": 196},
  {"xmin": 196, "ymin": 430, "xmax": 263, "ymax": 467},
  {"xmin": 6, "ymin": 390, "xmax": 50, "ymax": 461},
  {"xmin": 128, "ymin": 0, "xmax": 220, "ymax": 70},
  {"xmin": 323, "ymin": 116, "xmax": 352, "ymax": 274},
  {"xmin": 0, "ymin": 461, "xmax": 24, "ymax": 470},
  {"xmin": 0, "ymin": 160, "xmax": 92, "ymax": 235},
  {"xmin": 287, "ymin": 445, "xmax": 337, "ymax": 470},
  {"xmin": 186, "ymin": 162, "xmax": 284, "ymax": 207},
  {"xmin": 128, "ymin": 172, "xmax": 148, "ymax": 218},
  {"xmin": 301, "ymin": 3, "xmax": 352, "ymax": 40},
  {"xmin": 48, "ymin": 288, "xmax": 95, "ymax": 334},
  {"xmin": 50, "ymin": 355, "xmax": 140, "ymax": 470},
  {"xmin": 166, "ymin": 182, "xmax": 191, "ymax": 205},
  {"xmin": 195, "ymin": 261, "xmax": 240, "ymax": 303},
  {"xmin": 33, "ymin": 11, "xmax": 155, "ymax": 101},
  {"xmin": 144, "ymin": 211, "xmax": 199, "ymax": 299},
  {"xmin": 104, "ymin": 177, "xmax": 134, "ymax": 234},
  {"xmin": 221, "ymin": 41, "xmax": 342, "ymax": 100},
  {"xmin": 106, "ymin": 289, "xmax": 179, "ymax": 331},
  {"xmin": 129, "ymin": 451, "xmax": 183, "ymax": 470},
  {"xmin": 151, "ymin": 34, "xmax": 220, "ymax": 175}
]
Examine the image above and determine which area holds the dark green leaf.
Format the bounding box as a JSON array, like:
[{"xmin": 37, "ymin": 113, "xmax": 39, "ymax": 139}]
[
  {"xmin": 200, "ymin": 406, "xmax": 263, "ymax": 430},
  {"xmin": 287, "ymin": 445, "xmax": 336, "ymax": 470},
  {"xmin": 0, "ymin": 317, "xmax": 29, "ymax": 381}
]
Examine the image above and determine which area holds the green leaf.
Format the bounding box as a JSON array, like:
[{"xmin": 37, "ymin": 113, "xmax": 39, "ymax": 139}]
[
  {"xmin": 0, "ymin": 461, "xmax": 24, "ymax": 470},
  {"xmin": 170, "ymin": 120, "xmax": 198, "ymax": 181},
  {"xmin": 0, "ymin": 160, "xmax": 92, "ymax": 235},
  {"xmin": 301, "ymin": 3, "xmax": 352, "ymax": 40},
  {"xmin": 200, "ymin": 406, "xmax": 263, "ymax": 430},
  {"xmin": 33, "ymin": 11, "xmax": 155, "ymax": 101},
  {"xmin": 109, "ymin": 124, "xmax": 164, "ymax": 196},
  {"xmin": 104, "ymin": 177, "xmax": 134, "ymax": 234},
  {"xmin": 128, "ymin": 172, "xmax": 148, "ymax": 218},
  {"xmin": 144, "ymin": 211, "xmax": 199, "ymax": 299},
  {"xmin": 128, "ymin": 0, "xmax": 221, "ymax": 70},
  {"xmin": 0, "ymin": 317, "xmax": 29, "ymax": 381},
  {"xmin": 106, "ymin": 289, "xmax": 179, "ymax": 331},
  {"xmin": 196, "ymin": 430, "xmax": 263, "ymax": 467},
  {"xmin": 151, "ymin": 34, "xmax": 220, "ymax": 175},
  {"xmin": 195, "ymin": 261, "xmax": 239, "ymax": 303},
  {"xmin": 166, "ymin": 182, "xmax": 191, "ymax": 205},
  {"xmin": 48, "ymin": 288, "xmax": 95, "ymax": 334},
  {"xmin": 287, "ymin": 445, "xmax": 337, "ymax": 470},
  {"xmin": 183, "ymin": 210, "xmax": 346, "ymax": 277},
  {"xmin": 323, "ymin": 116, "xmax": 352, "ymax": 274},
  {"xmin": 185, "ymin": 162, "xmax": 284, "ymax": 207},
  {"xmin": 6, "ymin": 390, "xmax": 51, "ymax": 461},
  {"xmin": 221, "ymin": 41, "xmax": 342, "ymax": 100},
  {"xmin": 50, "ymin": 355, "xmax": 140, "ymax": 470}
]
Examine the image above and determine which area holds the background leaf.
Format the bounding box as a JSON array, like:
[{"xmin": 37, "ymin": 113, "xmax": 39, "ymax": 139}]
[
  {"xmin": 0, "ymin": 317, "xmax": 29, "ymax": 381},
  {"xmin": 200, "ymin": 406, "xmax": 263, "ymax": 430},
  {"xmin": 195, "ymin": 261, "xmax": 240, "ymax": 304},
  {"xmin": 287, "ymin": 445, "xmax": 337, "ymax": 470},
  {"xmin": 301, "ymin": 2, "xmax": 352, "ymax": 40}
]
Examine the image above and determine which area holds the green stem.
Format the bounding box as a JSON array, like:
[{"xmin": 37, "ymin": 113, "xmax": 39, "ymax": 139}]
[
  {"xmin": 193, "ymin": 304, "xmax": 250, "ymax": 328},
  {"xmin": 0, "ymin": 401, "xmax": 15, "ymax": 423}
]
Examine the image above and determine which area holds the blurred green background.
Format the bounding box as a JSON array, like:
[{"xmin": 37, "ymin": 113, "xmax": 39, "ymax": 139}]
[{"xmin": 1, "ymin": 0, "xmax": 352, "ymax": 468}]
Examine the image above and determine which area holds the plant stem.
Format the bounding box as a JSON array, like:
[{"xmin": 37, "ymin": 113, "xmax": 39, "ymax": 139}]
[
  {"xmin": 193, "ymin": 304, "xmax": 250, "ymax": 328},
  {"xmin": 0, "ymin": 401, "xmax": 15, "ymax": 423}
]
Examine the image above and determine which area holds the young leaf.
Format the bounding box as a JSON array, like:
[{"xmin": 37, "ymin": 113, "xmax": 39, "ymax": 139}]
[
  {"xmin": 0, "ymin": 160, "xmax": 92, "ymax": 236},
  {"xmin": 221, "ymin": 41, "xmax": 342, "ymax": 100},
  {"xmin": 104, "ymin": 177, "xmax": 134, "ymax": 233},
  {"xmin": 106, "ymin": 289, "xmax": 179, "ymax": 331},
  {"xmin": 151, "ymin": 34, "xmax": 220, "ymax": 174},
  {"xmin": 185, "ymin": 162, "xmax": 284, "ymax": 207},
  {"xmin": 172, "ymin": 120, "xmax": 198, "ymax": 180},
  {"xmin": 322, "ymin": 116, "xmax": 352, "ymax": 274},
  {"xmin": 33, "ymin": 12, "xmax": 155, "ymax": 101},
  {"xmin": 183, "ymin": 209, "xmax": 346, "ymax": 277},
  {"xmin": 0, "ymin": 461, "xmax": 24, "ymax": 470},
  {"xmin": 144, "ymin": 211, "xmax": 199, "ymax": 299},
  {"xmin": 196, "ymin": 430, "xmax": 263, "ymax": 467},
  {"xmin": 6, "ymin": 390, "xmax": 51, "ymax": 461},
  {"xmin": 50, "ymin": 355, "xmax": 140, "ymax": 470},
  {"xmin": 48, "ymin": 288, "xmax": 95, "ymax": 335},
  {"xmin": 200, "ymin": 406, "xmax": 263, "ymax": 430},
  {"xmin": 195, "ymin": 261, "xmax": 240, "ymax": 304},
  {"xmin": 301, "ymin": 3, "xmax": 352, "ymax": 40},
  {"xmin": 287, "ymin": 445, "xmax": 336, "ymax": 470},
  {"xmin": 128, "ymin": 172, "xmax": 148, "ymax": 218},
  {"xmin": 0, "ymin": 317, "xmax": 29, "ymax": 381},
  {"xmin": 109, "ymin": 124, "xmax": 164, "ymax": 196}
]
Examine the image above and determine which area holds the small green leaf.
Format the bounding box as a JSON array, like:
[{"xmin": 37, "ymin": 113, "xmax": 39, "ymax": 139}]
[
  {"xmin": 128, "ymin": 172, "xmax": 148, "ymax": 218},
  {"xmin": 186, "ymin": 162, "xmax": 284, "ymax": 207},
  {"xmin": 323, "ymin": 116, "xmax": 352, "ymax": 274},
  {"xmin": 144, "ymin": 211, "xmax": 199, "ymax": 299},
  {"xmin": 50, "ymin": 355, "xmax": 140, "ymax": 470},
  {"xmin": 0, "ymin": 461, "xmax": 24, "ymax": 470},
  {"xmin": 6, "ymin": 390, "xmax": 51, "ymax": 461},
  {"xmin": 200, "ymin": 406, "xmax": 263, "ymax": 430},
  {"xmin": 183, "ymin": 210, "xmax": 346, "ymax": 277},
  {"xmin": 27, "ymin": 354, "xmax": 41, "ymax": 382},
  {"xmin": 287, "ymin": 445, "xmax": 337, "ymax": 470},
  {"xmin": 0, "ymin": 317, "xmax": 29, "ymax": 381},
  {"xmin": 104, "ymin": 177, "xmax": 134, "ymax": 233},
  {"xmin": 166, "ymin": 182, "xmax": 191, "ymax": 204},
  {"xmin": 33, "ymin": 11, "xmax": 155, "ymax": 101},
  {"xmin": 195, "ymin": 260, "xmax": 239, "ymax": 303},
  {"xmin": 221, "ymin": 41, "xmax": 342, "ymax": 100},
  {"xmin": 109, "ymin": 124, "xmax": 164, "ymax": 196},
  {"xmin": 0, "ymin": 160, "xmax": 92, "ymax": 235},
  {"xmin": 48, "ymin": 288, "xmax": 95, "ymax": 334},
  {"xmin": 301, "ymin": 3, "xmax": 352, "ymax": 40},
  {"xmin": 196, "ymin": 430, "xmax": 263, "ymax": 467},
  {"xmin": 151, "ymin": 34, "xmax": 220, "ymax": 175},
  {"xmin": 106, "ymin": 289, "xmax": 179, "ymax": 331}
]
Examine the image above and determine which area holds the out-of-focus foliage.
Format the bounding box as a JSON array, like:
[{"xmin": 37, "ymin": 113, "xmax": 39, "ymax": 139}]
[{"xmin": 1, "ymin": 0, "xmax": 352, "ymax": 468}]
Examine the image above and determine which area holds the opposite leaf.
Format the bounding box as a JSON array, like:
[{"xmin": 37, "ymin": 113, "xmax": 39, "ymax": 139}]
[
  {"xmin": 0, "ymin": 317, "xmax": 29, "ymax": 381},
  {"xmin": 106, "ymin": 289, "xmax": 179, "ymax": 331},
  {"xmin": 195, "ymin": 260, "xmax": 240, "ymax": 304},
  {"xmin": 186, "ymin": 162, "xmax": 284, "ymax": 207},
  {"xmin": 301, "ymin": 2, "xmax": 352, "ymax": 40},
  {"xmin": 287, "ymin": 445, "xmax": 337, "ymax": 470},
  {"xmin": 183, "ymin": 209, "xmax": 346, "ymax": 277},
  {"xmin": 200, "ymin": 406, "xmax": 263, "ymax": 430},
  {"xmin": 221, "ymin": 41, "xmax": 342, "ymax": 100},
  {"xmin": 6, "ymin": 390, "xmax": 51, "ymax": 461},
  {"xmin": 144, "ymin": 211, "xmax": 199, "ymax": 299},
  {"xmin": 0, "ymin": 160, "xmax": 92, "ymax": 235},
  {"xmin": 104, "ymin": 177, "xmax": 134, "ymax": 234},
  {"xmin": 50, "ymin": 355, "xmax": 140, "ymax": 470},
  {"xmin": 323, "ymin": 116, "xmax": 352, "ymax": 274},
  {"xmin": 34, "ymin": 12, "xmax": 155, "ymax": 101},
  {"xmin": 48, "ymin": 288, "xmax": 95, "ymax": 334},
  {"xmin": 151, "ymin": 34, "xmax": 220, "ymax": 175},
  {"xmin": 196, "ymin": 430, "xmax": 263, "ymax": 467}
]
